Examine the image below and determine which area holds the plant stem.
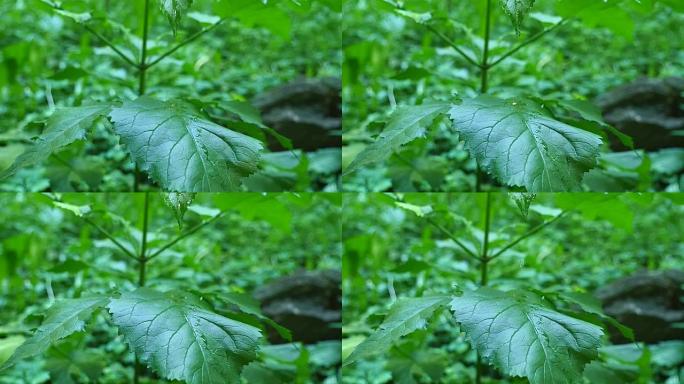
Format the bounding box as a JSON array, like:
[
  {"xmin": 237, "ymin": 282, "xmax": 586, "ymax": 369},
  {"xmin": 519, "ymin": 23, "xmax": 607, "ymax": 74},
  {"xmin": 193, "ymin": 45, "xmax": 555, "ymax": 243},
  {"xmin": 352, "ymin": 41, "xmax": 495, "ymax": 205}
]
[
  {"xmin": 476, "ymin": 192, "xmax": 492, "ymax": 384},
  {"xmin": 424, "ymin": 24, "xmax": 482, "ymax": 69},
  {"xmin": 138, "ymin": 192, "xmax": 150, "ymax": 286},
  {"xmin": 474, "ymin": 0, "xmax": 493, "ymax": 193},
  {"xmin": 487, "ymin": 19, "xmax": 566, "ymax": 69},
  {"xmin": 146, "ymin": 211, "xmax": 226, "ymax": 261},
  {"xmin": 144, "ymin": 17, "xmax": 228, "ymax": 70},
  {"xmin": 138, "ymin": 0, "xmax": 150, "ymax": 96},
  {"xmin": 480, "ymin": 192, "xmax": 491, "ymax": 286},
  {"xmin": 480, "ymin": 0, "xmax": 492, "ymax": 94},
  {"xmin": 133, "ymin": 0, "xmax": 151, "ymax": 193},
  {"xmin": 488, "ymin": 211, "xmax": 566, "ymax": 261},
  {"xmin": 425, "ymin": 217, "xmax": 480, "ymax": 262},
  {"xmin": 134, "ymin": 191, "xmax": 150, "ymax": 384},
  {"xmin": 83, "ymin": 24, "xmax": 138, "ymax": 68},
  {"xmin": 82, "ymin": 216, "xmax": 138, "ymax": 261}
]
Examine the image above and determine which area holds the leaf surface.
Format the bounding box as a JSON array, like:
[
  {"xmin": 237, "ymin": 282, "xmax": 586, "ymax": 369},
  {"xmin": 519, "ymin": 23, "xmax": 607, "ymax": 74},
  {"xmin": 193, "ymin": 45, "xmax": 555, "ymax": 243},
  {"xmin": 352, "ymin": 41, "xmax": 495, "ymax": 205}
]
[
  {"xmin": 109, "ymin": 97, "xmax": 262, "ymax": 192},
  {"xmin": 345, "ymin": 295, "xmax": 450, "ymax": 365},
  {"xmin": 449, "ymin": 96, "xmax": 602, "ymax": 191},
  {"xmin": 0, "ymin": 105, "xmax": 111, "ymax": 179},
  {"xmin": 344, "ymin": 103, "xmax": 450, "ymax": 174},
  {"xmin": 107, "ymin": 288, "xmax": 262, "ymax": 384},
  {"xmin": 451, "ymin": 288, "xmax": 604, "ymax": 384},
  {"xmin": 0, "ymin": 296, "xmax": 108, "ymax": 370}
]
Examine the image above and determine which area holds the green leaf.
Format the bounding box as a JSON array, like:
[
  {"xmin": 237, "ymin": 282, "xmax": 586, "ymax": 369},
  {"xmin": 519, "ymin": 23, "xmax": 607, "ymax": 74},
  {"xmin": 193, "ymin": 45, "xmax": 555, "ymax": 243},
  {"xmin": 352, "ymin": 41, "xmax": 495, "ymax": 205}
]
[
  {"xmin": 0, "ymin": 296, "xmax": 108, "ymax": 370},
  {"xmin": 344, "ymin": 296, "xmax": 451, "ymax": 365},
  {"xmin": 344, "ymin": 103, "xmax": 451, "ymax": 174},
  {"xmin": 162, "ymin": 192, "xmax": 196, "ymax": 229},
  {"xmin": 159, "ymin": 0, "xmax": 194, "ymax": 35},
  {"xmin": 53, "ymin": 201, "xmax": 92, "ymax": 217},
  {"xmin": 0, "ymin": 105, "xmax": 111, "ymax": 180},
  {"xmin": 500, "ymin": 0, "xmax": 536, "ymax": 33},
  {"xmin": 107, "ymin": 288, "xmax": 262, "ymax": 384},
  {"xmin": 449, "ymin": 96, "xmax": 602, "ymax": 192},
  {"xmin": 109, "ymin": 97, "xmax": 263, "ymax": 192},
  {"xmin": 451, "ymin": 288, "xmax": 604, "ymax": 384}
]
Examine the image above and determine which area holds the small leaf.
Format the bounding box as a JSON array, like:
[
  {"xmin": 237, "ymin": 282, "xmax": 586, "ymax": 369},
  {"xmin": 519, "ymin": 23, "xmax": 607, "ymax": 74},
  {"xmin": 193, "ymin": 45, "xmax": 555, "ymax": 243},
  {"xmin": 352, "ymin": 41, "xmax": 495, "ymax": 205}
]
[
  {"xmin": 451, "ymin": 288, "xmax": 604, "ymax": 384},
  {"xmin": 54, "ymin": 9, "xmax": 92, "ymax": 23},
  {"xmin": 163, "ymin": 192, "xmax": 196, "ymax": 229},
  {"xmin": 0, "ymin": 105, "xmax": 111, "ymax": 180},
  {"xmin": 395, "ymin": 202, "xmax": 433, "ymax": 217},
  {"xmin": 108, "ymin": 288, "xmax": 262, "ymax": 384},
  {"xmin": 449, "ymin": 96, "xmax": 602, "ymax": 192},
  {"xmin": 344, "ymin": 103, "xmax": 450, "ymax": 174},
  {"xmin": 345, "ymin": 296, "xmax": 450, "ymax": 365},
  {"xmin": 53, "ymin": 201, "xmax": 92, "ymax": 217},
  {"xmin": 500, "ymin": 0, "xmax": 536, "ymax": 33},
  {"xmin": 1, "ymin": 296, "xmax": 108, "ymax": 370},
  {"xmin": 159, "ymin": 0, "xmax": 194, "ymax": 35},
  {"xmin": 109, "ymin": 97, "xmax": 263, "ymax": 192}
]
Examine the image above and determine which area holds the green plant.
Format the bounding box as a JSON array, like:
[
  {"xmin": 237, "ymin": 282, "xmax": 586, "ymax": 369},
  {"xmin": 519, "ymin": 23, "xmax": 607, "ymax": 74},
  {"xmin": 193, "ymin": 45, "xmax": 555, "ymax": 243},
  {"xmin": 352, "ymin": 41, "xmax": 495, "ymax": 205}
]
[
  {"xmin": 343, "ymin": 193, "xmax": 642, "ymax": 384},
  {"xmin": 343, "ymin": 0, "xmax": 681, "ymax": 192},
  {"xmin": 0, "ymin": 192, "xmax": 331, "ymax": 384},
  {"xmin": 0, "ymin": 0, "xmax": 319, "ymax": 192}
]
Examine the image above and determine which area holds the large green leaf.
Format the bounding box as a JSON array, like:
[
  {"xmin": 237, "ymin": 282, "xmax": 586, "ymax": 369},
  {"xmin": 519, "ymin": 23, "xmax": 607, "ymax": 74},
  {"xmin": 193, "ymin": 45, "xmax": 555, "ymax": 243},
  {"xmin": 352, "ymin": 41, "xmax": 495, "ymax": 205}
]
[
  {"xmin": 449, "ymin": 96, "xmax": 602, "ymax": 191},
  {"xmin": 109, "ymin": 97, "xmax": 263, "ymax": 192},
  {"xmin": 344, "ymin": 102, "xmax": 450, "ymax": 174},
  {"xmin": 500, "ymin": 0, "xmax": 536, "ymax": 33},
  {"xmin": 107, "ymin": 288, "xmax": 262, "ymax": 384},
  {"xmin": 344, "ymin": 295, "xmax": 450, "ymax": 365},
  {"xmin": 0, "ymin": 104, "xmax": 111, "ymax": 179},
  {"xmin": 451, "ymin": 288, "xmax": 604, "ymax": 384},
  {"xmin": 159, "ymin": 0, "xmax": 194, "ymax": 34},
  {"xmin": 0, "ymin": 296, "xmax": 108, "ymax": 370}
]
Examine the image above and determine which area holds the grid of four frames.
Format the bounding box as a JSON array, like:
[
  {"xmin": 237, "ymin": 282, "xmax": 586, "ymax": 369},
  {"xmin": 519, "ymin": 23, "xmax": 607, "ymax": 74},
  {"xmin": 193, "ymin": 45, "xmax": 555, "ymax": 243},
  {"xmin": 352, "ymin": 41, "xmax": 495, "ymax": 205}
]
[{"xmin": 0, "ymin": 1, "xmax": 683, "ymax": 383}]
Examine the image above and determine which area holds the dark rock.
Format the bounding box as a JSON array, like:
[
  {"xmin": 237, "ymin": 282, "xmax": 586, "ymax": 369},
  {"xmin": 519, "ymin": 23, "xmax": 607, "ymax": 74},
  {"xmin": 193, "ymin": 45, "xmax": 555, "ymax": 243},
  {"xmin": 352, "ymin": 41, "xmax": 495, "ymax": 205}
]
[
  {"xmin": 254, "ymin": 269, "xmax": 341, "ymax": 344},
  {"xmin": 596, "ymin": 77, "xmax": 684, "ymax": 150},
  {"xmin": 595, "ymin": 269, "xmax": 684, "ymax": 343},
  {"xmin": 253, "ymin": 77, "xmax": 341, "ymax": 151}
]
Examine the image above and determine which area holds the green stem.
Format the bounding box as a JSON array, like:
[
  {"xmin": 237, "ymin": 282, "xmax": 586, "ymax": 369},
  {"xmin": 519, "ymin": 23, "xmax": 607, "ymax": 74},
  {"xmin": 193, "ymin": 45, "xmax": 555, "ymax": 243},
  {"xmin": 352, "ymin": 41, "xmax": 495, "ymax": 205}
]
[
  {"xmin": 133, "ymin": 0, "xmax": 151, "ymax": 193},
  {"xmin": 144, "ymin": 17, "xmax": 228, "ymax": 70},
  {"xmin": 84, "ymin": 24, "xmax": 138, "ymax": 68},
  {"xmin": 476, "ymin": 191, "xmax": 492, "ymax": 384},
  {"xmin": 82, "ymin": 216, "xmax": 138, "ymax": 261},
  {"xmin": 146, "ymin": 211, "xmax": 226, "ymax": 261},
  {"xmin": 424, "ymin": 24, "xmax": 482, "ymax": 69},
  {"xmin": 487, "ymin": 19, "xmax": 566, "ymax": 69},
  {"xmin": 474, "ymin": 0, "xmax": 493, "ymax": 194},
  {"xmin": 488, "ymin": 211, "xmax": 566, "ymax": 261},
  {"xmin": 134, "ymin": 191, "xmax": 150, "ymax": 384},
  {"xmin": 138, "ymin": 0, "xmax": 150, "ymax": 96},
  {"xmin": 425, "ymin": 217, "xmax": 480, "ymax": 262},
  {"xmin": 480, "ymin": 0, "xmax": 492, "ymax": 94}
]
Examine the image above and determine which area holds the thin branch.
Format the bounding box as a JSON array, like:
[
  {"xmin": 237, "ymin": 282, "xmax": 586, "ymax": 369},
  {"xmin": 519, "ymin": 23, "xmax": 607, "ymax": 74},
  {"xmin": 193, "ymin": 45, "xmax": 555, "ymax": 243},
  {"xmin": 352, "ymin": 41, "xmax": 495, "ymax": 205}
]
[
  {"xmin": 82, "ymin": 24, "xmax": 139, "ymax": 68},
  {"xmin": 82, "ymin": 217, "xmax": 139, "ymax": 262},
  {"xmin": 146, "ymin": 212, "xmax": 226, "ymax": 261},
  {"xmin": 144, "ymin": 17, "xmax": 228, "ymax": 70},
  {"xmin": 487, "ymin": 19, "xmax": 567, "ymax": 69},
  {"xmin": 425, "ymin": 217, "xmax": 481, "ymax": 262},
  {"xmin": 424, "ymin": 24, "xmax": 482, "ymax": 69},
  {"xmin": 488, "ymin": 211, "xmax": 567, "ymax": 261}
]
